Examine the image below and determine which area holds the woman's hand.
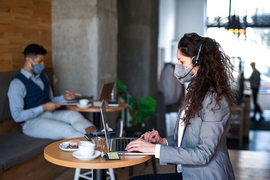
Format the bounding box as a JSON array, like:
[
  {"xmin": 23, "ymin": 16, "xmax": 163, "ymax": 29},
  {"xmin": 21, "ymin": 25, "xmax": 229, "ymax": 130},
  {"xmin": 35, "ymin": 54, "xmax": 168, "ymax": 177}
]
[
  {"xmin": 125, "ymin": 138, "xmax": 156, "ymax": 153},
  {"xmin": 140, "ymin": 130, "xmax": 167, "ymax": 145}
]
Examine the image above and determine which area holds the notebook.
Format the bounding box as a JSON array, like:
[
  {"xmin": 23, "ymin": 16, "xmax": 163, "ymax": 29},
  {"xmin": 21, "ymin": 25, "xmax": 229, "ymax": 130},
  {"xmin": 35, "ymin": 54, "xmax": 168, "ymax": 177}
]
[{"xmin": 100, "ymin": 100, "xmax": 154, "ymax": 155}]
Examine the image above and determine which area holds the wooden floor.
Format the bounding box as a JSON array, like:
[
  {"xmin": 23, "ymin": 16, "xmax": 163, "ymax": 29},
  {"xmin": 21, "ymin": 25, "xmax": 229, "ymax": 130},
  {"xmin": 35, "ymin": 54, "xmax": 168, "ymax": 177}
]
[
  {"xmin": 55, "ymin": 150, "xmax": 270, "ymax": 180},
  {"xmin": 55, "ymin": 158, "xmax": 175, "ymax": 180},
  {"xmin": 229, "ymin": 150, "xmax": 270, "ymax": 180},
  {"xmin": 55, "ymin": 110, "xmax": 270, "ymax": 180},
  {"xmin": 55, "ymin": 130, "xmax": 270, "ymax": 180}
]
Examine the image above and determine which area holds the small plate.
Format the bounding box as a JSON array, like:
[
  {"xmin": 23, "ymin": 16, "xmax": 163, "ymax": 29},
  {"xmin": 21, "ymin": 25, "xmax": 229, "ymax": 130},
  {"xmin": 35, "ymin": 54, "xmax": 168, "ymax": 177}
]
[
  {"xmin": 72, "ymin": 150, "xmax": 101, "ymax": 161},
  {"xmin": 59, "ymin": 142, "xmax": 78, "ymax": 152},
  {"xmin": 76, "ymin": 104, "xmax": 91, "ymax": 109}
]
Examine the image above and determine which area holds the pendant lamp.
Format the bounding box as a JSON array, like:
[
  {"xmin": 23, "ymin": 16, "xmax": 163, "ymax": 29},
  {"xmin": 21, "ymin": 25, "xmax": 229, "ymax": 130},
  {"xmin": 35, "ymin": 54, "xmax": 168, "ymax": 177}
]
[{"xmin": 225, "ymin": 0, "xmax": 246, "ymax": 35}]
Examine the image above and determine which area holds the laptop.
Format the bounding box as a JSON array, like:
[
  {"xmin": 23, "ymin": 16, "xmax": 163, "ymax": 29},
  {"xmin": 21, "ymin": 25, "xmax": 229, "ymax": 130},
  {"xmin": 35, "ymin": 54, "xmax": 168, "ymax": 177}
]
[
  {"xmin": 100, "ymin": 100, "xmax": 154, "ymax": 155},
  {"xmin": 98, "ymin": 82, "xmax": 115, "ymax": 101}
]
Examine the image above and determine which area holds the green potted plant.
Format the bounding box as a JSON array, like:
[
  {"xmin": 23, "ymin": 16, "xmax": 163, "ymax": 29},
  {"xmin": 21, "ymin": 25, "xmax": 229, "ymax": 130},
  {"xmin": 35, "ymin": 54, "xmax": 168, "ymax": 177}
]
[{"xmin": 117, "ymin": 79, "xmax": 157, "ymax": 126}]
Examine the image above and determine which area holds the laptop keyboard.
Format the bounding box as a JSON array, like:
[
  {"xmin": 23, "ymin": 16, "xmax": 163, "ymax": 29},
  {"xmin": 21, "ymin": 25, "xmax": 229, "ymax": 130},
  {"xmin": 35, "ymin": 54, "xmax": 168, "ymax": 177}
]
[{"xmin": 115, "ymin": 138, "xmax": 133, "ymax": 151}]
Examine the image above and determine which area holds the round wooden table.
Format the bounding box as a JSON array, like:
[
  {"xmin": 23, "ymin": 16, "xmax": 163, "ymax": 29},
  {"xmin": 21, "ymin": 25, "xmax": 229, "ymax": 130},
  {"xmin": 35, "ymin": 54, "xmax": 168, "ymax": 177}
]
[
  {"xmin": 66, "ymin": 102, "xmax": 127, "ymax": 128},
  {"xmin": 44, "ymin": 137, "xmax": 152, "ymax": 180},
  {"xmin": 66, "ymin": 101, "xmax": 127, "ymax": 113}
]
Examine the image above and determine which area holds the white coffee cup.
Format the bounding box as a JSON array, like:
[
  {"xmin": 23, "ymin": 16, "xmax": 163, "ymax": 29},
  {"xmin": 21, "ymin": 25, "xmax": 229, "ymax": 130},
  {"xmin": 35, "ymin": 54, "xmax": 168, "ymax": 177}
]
[
  {"xmin": 79, "ymin": 99, "xmax": 89, "ymax": 107},
  {"xmin": 79, "ymin": 141, "xmax": 95, "ymax": 157}
]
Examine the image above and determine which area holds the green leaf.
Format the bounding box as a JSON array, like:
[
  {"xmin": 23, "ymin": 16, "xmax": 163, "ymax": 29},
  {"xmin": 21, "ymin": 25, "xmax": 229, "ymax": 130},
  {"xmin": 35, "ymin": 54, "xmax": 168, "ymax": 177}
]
[
  {"xmin": 117, "ymin": 79, "xmax": 128, "ymax": 91},
  {"xmin": 117, "ymin": 79, "xmax": 157, "ymax": 125},
  {"xmin": 139, "ymin": 97, "xmax": 156, "ymax": 112}
]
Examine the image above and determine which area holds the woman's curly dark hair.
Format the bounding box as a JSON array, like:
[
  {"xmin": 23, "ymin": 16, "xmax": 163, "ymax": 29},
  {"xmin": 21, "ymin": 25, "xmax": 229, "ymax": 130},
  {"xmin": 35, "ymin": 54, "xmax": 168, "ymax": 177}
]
[{"xmin": 178, "ymin": 33, "xmax": 237, "ymax": 124}]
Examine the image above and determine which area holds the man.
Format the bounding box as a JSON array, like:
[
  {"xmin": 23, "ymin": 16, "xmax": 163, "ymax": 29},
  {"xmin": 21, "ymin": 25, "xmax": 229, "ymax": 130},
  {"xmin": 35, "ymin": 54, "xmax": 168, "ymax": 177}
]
[
  {"xmin": 8, "ymin": 44, "xmax": 97, "ymax": 140},
  {"xmin": 248, "ymin": 62, "xmax": 264, "ymax": 122}
]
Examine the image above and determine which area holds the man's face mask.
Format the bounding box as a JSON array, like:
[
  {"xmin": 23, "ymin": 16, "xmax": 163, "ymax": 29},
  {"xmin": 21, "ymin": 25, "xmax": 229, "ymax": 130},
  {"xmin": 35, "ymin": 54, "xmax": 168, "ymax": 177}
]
[
  {"xmin": 174, "ymin": 64, "xmax": 195, "ymax": 84},
  {"xmin": 30, "ymin": 59, "xmax": 45, "ymax": 75}
]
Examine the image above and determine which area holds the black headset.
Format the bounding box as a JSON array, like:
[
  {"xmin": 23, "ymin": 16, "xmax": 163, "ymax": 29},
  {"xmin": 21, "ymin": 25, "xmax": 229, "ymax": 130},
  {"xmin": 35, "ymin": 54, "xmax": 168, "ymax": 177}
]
[
  {"xmin": 191, "ymin": 38, "xmax": 205, "ymax": 67},
  {"xmin": 177, "ymin": 38, "xmax": 205, "ymax": 80}
]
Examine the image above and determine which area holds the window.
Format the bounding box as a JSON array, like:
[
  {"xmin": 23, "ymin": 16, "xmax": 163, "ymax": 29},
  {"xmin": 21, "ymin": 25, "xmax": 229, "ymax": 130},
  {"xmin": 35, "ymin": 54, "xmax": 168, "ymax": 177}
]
[{"xmin": 207, "ymin": 0, "xmax": 270, "ymax": 93}]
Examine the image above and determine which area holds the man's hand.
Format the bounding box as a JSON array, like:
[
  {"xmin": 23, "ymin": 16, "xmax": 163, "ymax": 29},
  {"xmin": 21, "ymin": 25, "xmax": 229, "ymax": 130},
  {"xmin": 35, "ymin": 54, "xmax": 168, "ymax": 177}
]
[
  {"xmin": 125, "ymin": 138, "xmax": 156, "ymax": 153},
  {"xmin": 85, "ymin": 126, "xmax": 98, "ymax": 134},
  {"xmin": 140, "ymin": 130, "xmax": 167, "ymax": 145},
  {"xmin": 64, "ymin": 91, "xmax": 75, "ymax": 100},
  {"xmin": 42, "ymin": 102, "xmax": 61, "ymax": 111}
]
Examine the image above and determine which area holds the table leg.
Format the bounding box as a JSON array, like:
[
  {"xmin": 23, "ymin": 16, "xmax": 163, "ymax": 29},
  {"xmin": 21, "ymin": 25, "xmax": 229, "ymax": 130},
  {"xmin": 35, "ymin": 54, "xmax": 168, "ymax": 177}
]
[
  {"xmin": 74, "ymin": 168, "xmax": 80, "ymax": 180},
  {"xmin": 93, "ymin": 112, "xmax": 101, "ymax": 129},
  {"xmin": 93, "ymin": 169, "xmax": 106, "ymax": 180}
]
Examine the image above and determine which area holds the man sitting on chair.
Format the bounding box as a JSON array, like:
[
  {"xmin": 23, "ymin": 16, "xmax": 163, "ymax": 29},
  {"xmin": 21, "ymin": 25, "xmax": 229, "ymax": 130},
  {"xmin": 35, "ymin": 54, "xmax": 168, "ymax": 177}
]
[{"xmin": 8, "ymin": 44, "xmax": 97, "ymax": 140}]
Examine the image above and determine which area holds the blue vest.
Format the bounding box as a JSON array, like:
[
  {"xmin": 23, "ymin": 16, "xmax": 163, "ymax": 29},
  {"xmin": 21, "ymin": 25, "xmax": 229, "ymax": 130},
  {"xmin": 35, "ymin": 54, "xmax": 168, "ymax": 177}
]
[{"xmin": 16, "ymin": 73, "xmax": 50, "ymax": 109}]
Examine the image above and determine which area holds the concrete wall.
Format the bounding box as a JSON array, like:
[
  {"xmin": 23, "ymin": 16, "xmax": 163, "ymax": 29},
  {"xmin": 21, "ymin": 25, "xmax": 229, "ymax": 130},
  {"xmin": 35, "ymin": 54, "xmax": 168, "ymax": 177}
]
[
  {"xmin": 117, "ymin": 0, "xmax": 159, "ymax": 100},
  {"xmin": 52, "ymin": 0, "xmax": 117, "ymax": 98}
]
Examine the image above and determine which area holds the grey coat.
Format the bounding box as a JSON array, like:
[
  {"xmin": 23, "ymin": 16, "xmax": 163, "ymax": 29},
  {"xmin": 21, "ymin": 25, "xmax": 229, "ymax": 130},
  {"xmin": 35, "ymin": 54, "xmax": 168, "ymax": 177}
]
[{"xmin": 160, "ymin": 92, "xmax": 235, "ymax": 180}]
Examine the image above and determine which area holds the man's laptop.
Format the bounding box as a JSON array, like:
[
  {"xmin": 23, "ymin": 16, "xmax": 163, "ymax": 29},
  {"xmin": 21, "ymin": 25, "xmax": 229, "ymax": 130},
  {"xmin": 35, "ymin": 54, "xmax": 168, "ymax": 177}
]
[
  {"xmin": 92, "ymin": 82, "xmax": 114, "ymax": 107},
  {"xmin": 98, "ymin": 82, "xmax": 114, "ymax": 101},
  {"xmin": 100, "ymin": 100, "xmax": 154, "ymax": 155}
]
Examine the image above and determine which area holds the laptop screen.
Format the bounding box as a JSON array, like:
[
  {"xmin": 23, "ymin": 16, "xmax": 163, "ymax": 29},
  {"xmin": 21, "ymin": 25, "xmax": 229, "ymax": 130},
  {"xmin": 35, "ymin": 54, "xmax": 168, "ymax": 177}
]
[
  {"xmin": 100, "ymin": 100, "xmax": 111, "ymax": 151},
  {"xmin": 98, "ymin": 82, "xmax": 114, "ymax": 101}
]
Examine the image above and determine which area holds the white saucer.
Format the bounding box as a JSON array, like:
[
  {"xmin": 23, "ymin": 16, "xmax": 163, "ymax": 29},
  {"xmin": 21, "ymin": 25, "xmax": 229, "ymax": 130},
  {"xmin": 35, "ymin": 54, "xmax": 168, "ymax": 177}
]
[
  {"xmin": 72, "ymin": 150, "xmax": 101, "ymax": 161},
  {"xmin": 59, "ymin": 142, "xmax": 78, "ymax": 152},
  {"xmin": 76, "ymin": 104, "xmax": 91, "ymax": 109}
]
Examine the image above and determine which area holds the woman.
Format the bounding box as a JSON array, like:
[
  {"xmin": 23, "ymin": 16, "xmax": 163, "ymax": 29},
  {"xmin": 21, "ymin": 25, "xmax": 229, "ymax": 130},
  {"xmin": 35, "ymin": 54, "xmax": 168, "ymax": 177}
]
[{"xmin": 126, "ymin": 33, "xmax": 236, "ymax": 180}]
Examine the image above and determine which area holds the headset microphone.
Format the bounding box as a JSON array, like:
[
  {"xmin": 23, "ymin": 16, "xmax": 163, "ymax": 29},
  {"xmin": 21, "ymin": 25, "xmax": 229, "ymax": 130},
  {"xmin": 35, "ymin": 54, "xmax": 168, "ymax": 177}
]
[
  {"xmin": 191, "ymin": 38, "xmax": 205, "ymax": 67},
  {"xmin": 178, "ymin": 67, "xmax": 194, "ymax": 80}
]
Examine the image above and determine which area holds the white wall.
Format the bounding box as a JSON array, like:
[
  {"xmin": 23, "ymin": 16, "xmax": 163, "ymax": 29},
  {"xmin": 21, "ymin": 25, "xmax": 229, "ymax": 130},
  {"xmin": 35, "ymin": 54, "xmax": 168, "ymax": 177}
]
[
  {"xmin": 175, "ymin": 0, "xmax": 207, "ymax": 40},
  {"xmin": 159, "ymin": 0, "xmax": 207, "ymax": 63},
  {"xmin": 158, "ymin": 0, "xmax": 176, "ymax": 63}
]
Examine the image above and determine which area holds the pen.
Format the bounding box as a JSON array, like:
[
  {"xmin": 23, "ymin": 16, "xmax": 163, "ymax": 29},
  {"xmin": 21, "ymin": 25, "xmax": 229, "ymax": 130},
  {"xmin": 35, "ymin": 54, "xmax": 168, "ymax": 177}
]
[{"xmin": 66, "ymin": 91, "xmax": 82, "ymax": 96}]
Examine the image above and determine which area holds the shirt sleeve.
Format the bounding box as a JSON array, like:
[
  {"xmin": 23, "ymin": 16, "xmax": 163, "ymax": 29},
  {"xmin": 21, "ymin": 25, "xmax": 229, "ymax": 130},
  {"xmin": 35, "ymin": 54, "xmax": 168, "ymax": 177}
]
[
  {"xmin": 155, "ymin": 138, "xmax": 168, "ymax": 159},
  {"xmin": 155, "ymin": 144, "xmax": 161, "ymax": 159},
  {"xmin": 50, "ymin": 86, "xmax": 65, "ymax": 103},
  {"xmin": 7, "ymin": 79, "xmax": 44, "ymax": 123},
  {"xmin": 45, "ymin": 74, "xmax": 65, "ymax": 103}
]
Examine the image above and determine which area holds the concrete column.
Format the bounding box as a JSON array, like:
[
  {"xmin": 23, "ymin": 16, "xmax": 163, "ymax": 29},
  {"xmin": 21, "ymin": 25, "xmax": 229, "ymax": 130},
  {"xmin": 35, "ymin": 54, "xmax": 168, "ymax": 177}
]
[
  {"xmin": 51, "ymin": 0, "xmax": 117, "ymax": 98},
  {"xmin": 117, "ymin": 0, "xmax": 159, "ymax": 100}
]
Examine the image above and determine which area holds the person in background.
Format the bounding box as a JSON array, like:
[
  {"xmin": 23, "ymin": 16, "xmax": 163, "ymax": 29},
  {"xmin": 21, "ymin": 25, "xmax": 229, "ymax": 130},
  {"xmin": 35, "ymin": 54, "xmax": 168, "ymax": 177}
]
[
  {"xmin": 248, "ymin": 62, "xmax": 264, "ymax": 122},
  {"xmin": 8, "ymin": 44, "xmax": 97, "ymax": 140},
  {"xmin": 126, "ymin": 33, "xmax": 236, "ymax": 180}
]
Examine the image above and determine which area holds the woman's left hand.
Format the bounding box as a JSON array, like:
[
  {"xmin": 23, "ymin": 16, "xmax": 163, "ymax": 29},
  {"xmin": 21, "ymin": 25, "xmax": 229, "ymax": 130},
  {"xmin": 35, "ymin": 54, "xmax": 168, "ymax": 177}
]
[{"xmin": 125, "ymin": 138, "xmax": 156, "ymax": 153}]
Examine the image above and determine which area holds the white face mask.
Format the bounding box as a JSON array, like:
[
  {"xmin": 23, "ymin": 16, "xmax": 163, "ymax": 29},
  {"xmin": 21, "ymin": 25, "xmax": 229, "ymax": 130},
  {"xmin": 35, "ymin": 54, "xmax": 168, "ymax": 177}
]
[{"xmin": 174, "ymin": 64, "xmax": 195, "ymax": 84}]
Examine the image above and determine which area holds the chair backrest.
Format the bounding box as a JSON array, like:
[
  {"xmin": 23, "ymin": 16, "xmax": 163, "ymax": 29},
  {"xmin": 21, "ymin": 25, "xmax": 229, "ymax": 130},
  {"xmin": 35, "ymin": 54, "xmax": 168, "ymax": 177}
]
[{"xmin": 113, "ymin": 119, "xmax": 123, "ymax": 137}]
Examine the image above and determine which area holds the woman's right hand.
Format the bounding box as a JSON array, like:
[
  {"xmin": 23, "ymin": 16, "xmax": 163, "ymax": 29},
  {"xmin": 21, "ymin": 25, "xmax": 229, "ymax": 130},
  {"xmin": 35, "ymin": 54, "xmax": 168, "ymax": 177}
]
[{"xmin": 140, "ymin": 130, "xmax": 167, "ymax": 145}]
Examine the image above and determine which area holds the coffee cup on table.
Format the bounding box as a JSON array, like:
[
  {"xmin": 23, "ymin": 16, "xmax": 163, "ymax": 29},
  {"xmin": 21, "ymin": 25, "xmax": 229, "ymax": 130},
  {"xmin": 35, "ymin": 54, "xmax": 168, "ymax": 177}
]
[
  {"xmin": 79, "ymin": 141, "xmax": 95, "ymax": 157},
  {"xmin": 79, "ymin": 99, "xmax": 89, "ymax": 107}
]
